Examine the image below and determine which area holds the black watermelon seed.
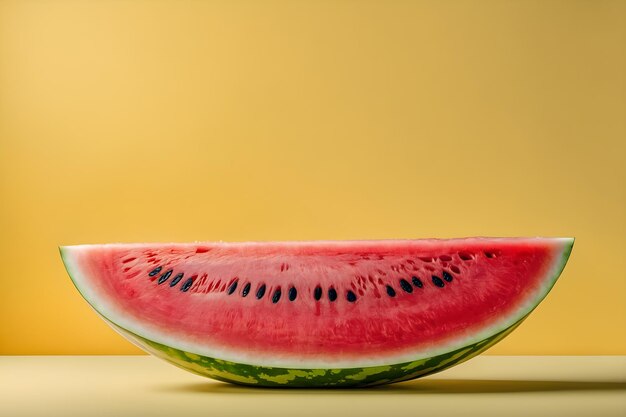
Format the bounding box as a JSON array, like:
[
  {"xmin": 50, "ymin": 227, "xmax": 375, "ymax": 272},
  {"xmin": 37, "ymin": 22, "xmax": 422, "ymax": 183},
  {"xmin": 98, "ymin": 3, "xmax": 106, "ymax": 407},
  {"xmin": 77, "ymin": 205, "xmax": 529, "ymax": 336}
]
[
  {"xmin": 148, "ymin": 266, "xmax": 162, "ymax": 277},
  {"xmin": 169, "ymin": 273, "xmax": 183, "ymax": 287},
  {"xmin": 272, "ymin": 288, "xmax": 282, "ymax": 303},
  {"xmin": 256, "ymin": 284, "xmax": 266, "ymax": 299},
  {"xmin": 181, "ymin": 278, "xmax": 194, "ymax": 292},
  {"xmin": 328, "ymin": 288, "xmax": 337, "ymax": 301},
  {"xmin": 157, "ymin": 270, "xmax": 172, "ymax": 284},
  {"xmin": 386, "ymin": 285, "xmax": 397, "ymax": 297},
  {"xmin": 432, "ymin": 276, "xmax": 445, "ymax": 288},
  {"xmin": 347, "ymin": 290, "xmax": 357, "ymax": 302},
  {"xmin": 314, "ymin": 286, "xmax": 322, "ymax": 301},
  {"xmin": 411, "ymin": 276, "xmax": 423, "ymax": 288},
  {"xmin": 242, "ymin": 282, "xmax": 251, "ymax": 297},
  {"xmin": 442, "ymin": 271, "xmax": 454, "ymax": 282},
  {"xmin": 227, "ymin": 280, "xmax": 238, "ymax": 295},
  {"xmin": 399, "ymin": 279, "xmax": 413, "ymax": 293},
  {"xmin": 158, "ymin": 270, "xmax": 173, "ymax": 284},
  {"xmin": 288, "ymin": 286, "xmax": 297, "ymax": 301}
]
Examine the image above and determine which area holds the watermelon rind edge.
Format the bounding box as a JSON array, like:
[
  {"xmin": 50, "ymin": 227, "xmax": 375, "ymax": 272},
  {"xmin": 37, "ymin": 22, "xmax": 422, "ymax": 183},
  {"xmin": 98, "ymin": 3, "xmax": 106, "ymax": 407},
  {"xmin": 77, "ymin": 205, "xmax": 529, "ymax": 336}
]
[{"xmin": 99, "ymin": 313, "xmax": 527, "ymax": 387}]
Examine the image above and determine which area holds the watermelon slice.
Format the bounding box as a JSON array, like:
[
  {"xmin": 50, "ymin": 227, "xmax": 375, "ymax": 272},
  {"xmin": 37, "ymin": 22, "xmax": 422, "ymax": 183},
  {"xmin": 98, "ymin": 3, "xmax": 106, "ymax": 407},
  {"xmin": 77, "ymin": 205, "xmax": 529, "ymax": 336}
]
[{"xmin": 60, "ymin": 238, "xmax": 573, "ymax": 387}]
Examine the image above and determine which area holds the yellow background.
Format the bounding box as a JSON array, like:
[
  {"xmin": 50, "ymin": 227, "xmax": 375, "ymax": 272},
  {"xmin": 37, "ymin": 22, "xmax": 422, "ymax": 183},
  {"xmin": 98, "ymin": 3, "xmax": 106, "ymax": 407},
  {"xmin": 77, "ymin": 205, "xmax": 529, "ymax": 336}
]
[{"xmin": 0, "ymin": 0, "xmax": 624, "ymax": 355}]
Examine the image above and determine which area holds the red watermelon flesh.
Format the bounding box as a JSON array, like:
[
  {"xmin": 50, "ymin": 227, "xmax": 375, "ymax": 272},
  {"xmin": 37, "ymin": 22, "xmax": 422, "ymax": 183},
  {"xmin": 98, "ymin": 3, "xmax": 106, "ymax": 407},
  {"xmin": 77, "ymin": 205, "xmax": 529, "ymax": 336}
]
[{"xmin": 61, "ymin": 238, "xmax": 572, "ymax": 370}]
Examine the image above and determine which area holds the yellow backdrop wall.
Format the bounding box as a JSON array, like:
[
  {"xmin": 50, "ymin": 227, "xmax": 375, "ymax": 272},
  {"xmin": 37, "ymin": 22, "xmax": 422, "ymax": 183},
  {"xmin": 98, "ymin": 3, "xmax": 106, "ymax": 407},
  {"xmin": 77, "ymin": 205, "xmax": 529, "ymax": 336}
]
[{"xmin": 0, "ymin": 0, "xmax": 624, "ymax": 355}]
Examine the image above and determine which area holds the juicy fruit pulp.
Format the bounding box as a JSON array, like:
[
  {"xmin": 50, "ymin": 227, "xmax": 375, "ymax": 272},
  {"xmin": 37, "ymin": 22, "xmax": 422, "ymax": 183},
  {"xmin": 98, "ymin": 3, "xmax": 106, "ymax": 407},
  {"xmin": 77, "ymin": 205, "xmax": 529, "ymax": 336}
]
[{"xmin": 61, "ymin": 238, "xmax": 573, "ymax": 386}]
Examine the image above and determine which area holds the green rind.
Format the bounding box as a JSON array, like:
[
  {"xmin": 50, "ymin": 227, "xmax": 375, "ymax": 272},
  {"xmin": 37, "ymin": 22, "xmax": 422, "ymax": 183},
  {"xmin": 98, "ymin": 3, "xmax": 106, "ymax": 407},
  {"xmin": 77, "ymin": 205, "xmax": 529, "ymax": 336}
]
[
  {"xmin": 543, "ymin": 238, "xmax": 574, "ymax": 302},
  {"xmin": 105, "ymin": 317, "xmax": 525, "ymax": 387}
]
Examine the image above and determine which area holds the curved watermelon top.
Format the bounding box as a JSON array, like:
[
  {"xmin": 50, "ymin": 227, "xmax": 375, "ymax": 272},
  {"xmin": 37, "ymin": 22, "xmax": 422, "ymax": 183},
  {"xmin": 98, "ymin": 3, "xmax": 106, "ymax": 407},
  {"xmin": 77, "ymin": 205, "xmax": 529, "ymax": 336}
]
[{"xmin": 61, "ymin": 238, "xmax": 573, "ymax": 369}]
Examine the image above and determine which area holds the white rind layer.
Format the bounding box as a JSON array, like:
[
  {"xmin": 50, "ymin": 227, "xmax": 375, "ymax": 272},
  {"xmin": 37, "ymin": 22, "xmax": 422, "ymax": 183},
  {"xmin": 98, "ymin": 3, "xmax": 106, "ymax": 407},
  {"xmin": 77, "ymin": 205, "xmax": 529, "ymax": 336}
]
[{"xmin": 60, "ymin": 238, "xmax": 574, "ymax": 368}]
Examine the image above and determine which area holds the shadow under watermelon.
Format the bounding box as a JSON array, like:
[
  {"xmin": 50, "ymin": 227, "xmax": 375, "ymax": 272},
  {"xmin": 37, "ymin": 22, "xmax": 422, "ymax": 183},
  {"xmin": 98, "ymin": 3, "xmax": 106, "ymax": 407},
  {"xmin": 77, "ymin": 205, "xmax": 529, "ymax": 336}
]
[{"xmin": 153, "ymin": 379, "xmax": 626, "ymax": 394}]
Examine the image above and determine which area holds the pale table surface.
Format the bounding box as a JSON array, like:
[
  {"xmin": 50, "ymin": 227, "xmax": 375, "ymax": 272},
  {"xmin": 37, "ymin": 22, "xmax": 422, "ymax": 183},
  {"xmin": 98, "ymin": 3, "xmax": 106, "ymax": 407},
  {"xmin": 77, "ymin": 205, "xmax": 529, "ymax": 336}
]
[{"xmin": 1, "ymin": 356, "xmax": 625, "ymax": 417}]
